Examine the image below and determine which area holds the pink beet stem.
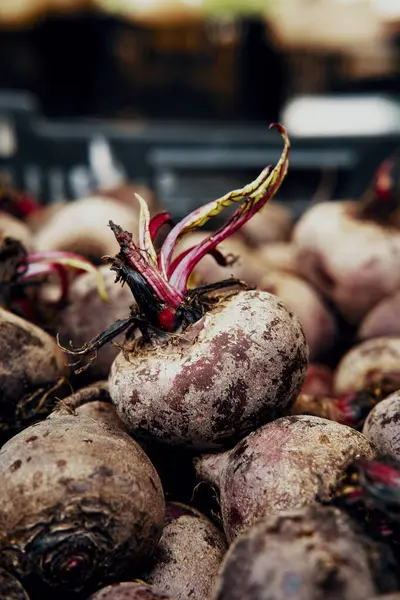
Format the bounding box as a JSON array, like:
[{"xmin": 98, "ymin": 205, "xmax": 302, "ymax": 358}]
[
  {"xmin": 160, "ymin": 154, "xmax": 277, "ymax": 273},
  {"xmin": 167, "ymin": 243, "xmax": 233, "ymax": 278},
  {"xmin": 28, "ymin": 250, "xmax": 94, "ymax": 265},
  {"xmin": 20, "ymin": 261, "xmax": 69, "ymax": 303},
  {"xmin": 150, "ymin": 211, "xmax": 174, "ymax": 242},
  {"xmin": 169, "ymin": 124, "xmax": 290, "ymax": 293}
]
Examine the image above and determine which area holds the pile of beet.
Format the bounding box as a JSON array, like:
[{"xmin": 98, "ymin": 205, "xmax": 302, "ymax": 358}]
[{"xmin": 0, "ymin": 128, "xmax": 400, "ymax": 600}]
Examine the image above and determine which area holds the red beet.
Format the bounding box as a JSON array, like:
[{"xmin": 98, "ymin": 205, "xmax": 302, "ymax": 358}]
[
  {"xmin": 194, "ymin": 415, "xmax": 376, "ymax": 541},
  {"xmin": 0, "ymin": 399, "xmax": 165, "ymax": 597},
  {"xmin": 145, "ymin": 502, "xmax": 227, "ymax": 600},
  {"xmin": 334, "ymin": 337, "xmax": 400, "ymax": 395},
  {"xmin": 211, "ymin": 505, "xmax": 388, "ymax": 600}
]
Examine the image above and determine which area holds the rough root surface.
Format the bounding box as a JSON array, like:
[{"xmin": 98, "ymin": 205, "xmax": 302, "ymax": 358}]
[
  {"xmin": 0, "ymin": 415, "xmax": 165, "ymax": 597},
  {"xmin": 363, "ymin": 391, "xmax": 400, "ymax": 461},
  {"xmin": 195, "ymin": 415, "xmax": 376, "ymax": 541},
  {"xmin": 109, "ymin": 291, "xmax": 308, "ymax": 450},
  {"xmin": 212, "ymin": 505, "xmax": 380, "ymax": 600},
  {"xmin": 146, "ymin": 503, "xmax": 227, "ymax": 600}
]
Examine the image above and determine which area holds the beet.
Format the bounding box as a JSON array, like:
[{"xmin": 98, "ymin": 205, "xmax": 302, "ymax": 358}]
[
  {"xmin": 0, "ymin": 308, "xmax": 68, "ymax": 444},
  {"xmin": 35, "ymin": 196, "xmax": 139, "ymax": 263},
  {"xmin": 89, "ymin": 582, "xmax": 174, "ymax": 599},
  {"xmin": 358, "ymin": 290, "xmax": 400, "ymax": 340},
  {"xmin": 0, "ymin": 404, "xmax": 165, "ymax": 598},
  {"xmin": 145, "ymin": 502, "xmax": 227, "ymax": 600},
  {"xmin": 0, "ymin": 568, "xmax": 30, "ymax": 600},
  {"xmin": 292, "ymin": 158, "xmax": 400, "ymax": 324},
  {"xmin": 194, "ymin": 415, "xmax": 376, "ymax": 541},
  {"xmin": 334, "ymin": 337, "xmax": 400, "ymax": 395},
  {"xmin": 109, "ymin": 290, "xmax": 307, "ymax": 450},
  {"xmin": 61, "ymin": 125, "xmax": 301, "ymax": 450},
  {"xmin": 56, "ymin": 382, "xmax": 127, "ymax": 432},
  {"xmin": 211, "ymin": 505, "xmax": 389, "ymax": 600},
  {"xmin": 257, "ymin": 241, "xmax": 297, "ymax": 274},
  {"xmin": 363, "ymin": 392, "xmax": 400, "ymax": 461}
]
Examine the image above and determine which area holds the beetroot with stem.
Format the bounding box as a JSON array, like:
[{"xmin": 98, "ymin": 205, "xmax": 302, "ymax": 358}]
[
  {"xmin": 61, "ymin": 125, "xmax": 308, "ymax": 450},
  {"xmin": 194, "ymin": 415, "xmax": 376, "ymax": 542},
  {"xmin": 293, "ymin": 156, "xmax": 400, "ymax": 324},
  {"xmin": 0, "ymin": 396, "xmax": 165, "ymax": 599}
]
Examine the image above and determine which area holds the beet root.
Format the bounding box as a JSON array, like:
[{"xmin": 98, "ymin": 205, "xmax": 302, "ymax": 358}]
[
  {"xmin": 0, "ymin": 308, "xmax": 68, "ymax": 444},
  {"xmin": 211, "ymin": 505, "xmax": 386, "ymax": 600},
  {"xmin": 0, "ymin": 413, "xmax": 165, "ymax": 597},
  {"xmin": 362, "ymin": 391, "xmax": 400, "ymax": 461},
  {"xmin": 333, "ymin": 337, "xmax": 400, "ymax": 395},
  {"xmin": 89, "ymin": 582, "xmax": 174, "ymax": 599},
  {"xmin": 194, "ymin": 415, "xmax": 376, "ymax": 541},
  {"xmin": 109, "ymin": 290, "xmax": 308, "ymax": 450},
  {"xmin": 293, "ymin": 201, "xmax": 400, "ymax": 324},
  {"xmin": 145, "ymin": 502, "xmax": 227, "ymax": 600},
  {"xmin": 0, "ymin": 568, "xmax": 30, "ymax": 600}
]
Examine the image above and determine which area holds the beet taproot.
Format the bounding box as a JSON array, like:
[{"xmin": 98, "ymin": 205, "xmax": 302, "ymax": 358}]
[
  {"xmin": 211, "ymin": 505, "xmax": 390, "ymax": 600},
  {"xmin": 145, "ymin": 502, "xmax": 227, "ymax": 600},
  {"xmin": 0, "ymin": 308, "xmax": 68, "ymax": 444},
  {"xmin": 0, "ymin": 406, "xmax": 165, "ymax": 598},
  {"xmin": 194, "ymin": 415, "xmax": 376, "ymax": 541},
  {"xmin": 89, "ymin": 582, "xmax": 174, "ymax": 599},
  {"xmin": 109, "ymin": 290, "xmax": 307, "ymax": 449},
  {"xmin": 363, "ymin": 392, "xmax": 400, "ymax": 461}
]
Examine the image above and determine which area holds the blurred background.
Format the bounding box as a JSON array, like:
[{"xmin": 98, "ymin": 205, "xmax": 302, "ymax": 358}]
[{"xmin": 0, "ymin": 0, "xmax": 399, "ymax": 215}]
